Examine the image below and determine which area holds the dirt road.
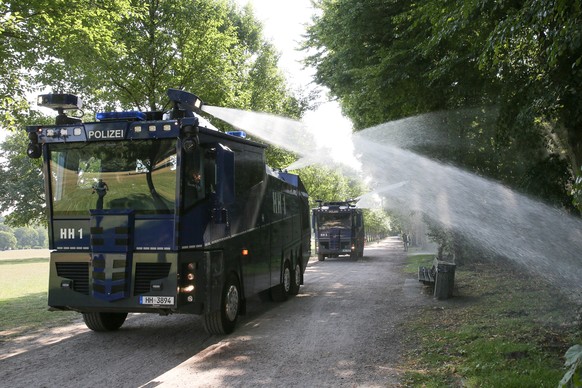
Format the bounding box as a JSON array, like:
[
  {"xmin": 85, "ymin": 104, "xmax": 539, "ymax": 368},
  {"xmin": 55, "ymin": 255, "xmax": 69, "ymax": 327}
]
[{"xmin": 1, "ymin": 237, "xmax": 433, "ymax": 387}]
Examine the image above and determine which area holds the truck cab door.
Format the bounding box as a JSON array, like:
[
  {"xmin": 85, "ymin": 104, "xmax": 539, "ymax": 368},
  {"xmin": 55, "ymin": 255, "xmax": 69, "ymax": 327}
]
[{"xmin": 204, "ymin": 143, "xmax": 234, "ymax": 243}]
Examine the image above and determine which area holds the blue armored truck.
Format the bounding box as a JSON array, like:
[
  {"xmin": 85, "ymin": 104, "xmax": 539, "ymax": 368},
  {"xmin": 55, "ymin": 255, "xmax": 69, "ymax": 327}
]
[
  {"xmin": 25, "ymin": 89, "xmax": 311, "ymax": 334},
  {"xmin": 312, "ymin": 200, "xmax": 364, "ymax": 261}
]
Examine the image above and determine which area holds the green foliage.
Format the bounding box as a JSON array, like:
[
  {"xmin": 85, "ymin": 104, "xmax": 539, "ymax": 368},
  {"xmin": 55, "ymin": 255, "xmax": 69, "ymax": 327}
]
[
  {"xmin": 0, "ymin": 231, "xmax": 17, "ymax": 250},
  {"xmin": 13, "ymin": 227, "xmax": 38, "ymax": 248},
  {"xmin": 305, "ymin": 0, "xmax": 582, "ymax": 212},
  {"xmin": 0, "ymin": 131, "xmax": 45, "ymax": 226},
  {"xmin": 0, "ymin": 0, "xmax": 134, "ymax": 128},
  {"xmin": 573, "ymin": 167, "xmax": 582, "ymax": 213},
  {"xmin": 0, "ymin": 217, "xmax": 48, "ymax": 247},
  {"xmin": 21, "ymin": 0, "xmax": 296, "ymax": 116},
  {"xmin": 265, "ymin": 147, "xmax": 392, "ymax": 237},
  {"xmin": 296, "ymin": 165, "xmax": 364, "ymax": 209},
  {"xmin": 1, "ymin": 0, "xmax": 311, "ymax": 224},
  {"xmin": 424, "ymin": 216, "xmax": 466, "ymax": 263},
  {"xmin": 1, "ymin": 0, "xmax": 300, "ymax": 119},
  {"xmin": 362, "ymin": 208, "xmax": 391, "ymax": 239},
  {"xmin": 264, "ymin": 145, "xmax": 298, "ymax": 169},
  {"xmin": 560, "ymin": 345, "xmax": 582, "ymax": 388}
]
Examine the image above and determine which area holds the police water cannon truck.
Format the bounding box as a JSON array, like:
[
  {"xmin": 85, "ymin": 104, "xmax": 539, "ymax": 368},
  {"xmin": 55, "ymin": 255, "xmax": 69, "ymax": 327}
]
[
  {"xmin": 312, "ymin": 200, "xmax": 365, "ymax": 261},
  {"xmin": 26, "ymin": 89, "xmax": 311, "ymax": 334}
]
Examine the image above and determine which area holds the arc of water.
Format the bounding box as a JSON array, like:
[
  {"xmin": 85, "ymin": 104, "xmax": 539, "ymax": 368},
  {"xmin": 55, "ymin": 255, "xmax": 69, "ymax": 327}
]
[{"xmin": 201, "ymin": 104, "xmax": 582, "ymax": 294}]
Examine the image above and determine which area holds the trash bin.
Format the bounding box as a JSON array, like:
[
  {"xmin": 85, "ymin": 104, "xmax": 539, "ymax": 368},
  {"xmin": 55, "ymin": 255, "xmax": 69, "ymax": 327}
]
[{"xmin": 434, "ymin": 260, "xmax": 456, "ymax": 300}]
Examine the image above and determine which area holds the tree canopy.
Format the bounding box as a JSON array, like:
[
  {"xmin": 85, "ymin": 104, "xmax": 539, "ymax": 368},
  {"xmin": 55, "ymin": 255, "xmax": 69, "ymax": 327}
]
[
  {"xmin": 305, "ymin": 0, "xmax": 582, "ymax": 212},
  {"xmin": 0, "ymin": 113, "xmax": 50, "ymax": 226},
  {"xmin": 0, "ymin": 216, "xmax": 47, "ymax": 249},
  {"xmin": 0, "ymin": 0, "xmax": 319, "ymax": 226},
  {"xmin": 1, "ymin": 0, "xmax": 304, "ymax": 119}
]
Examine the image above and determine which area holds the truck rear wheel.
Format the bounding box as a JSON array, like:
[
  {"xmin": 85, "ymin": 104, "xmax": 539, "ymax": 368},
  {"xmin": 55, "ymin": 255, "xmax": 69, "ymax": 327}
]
[
  {"xmin": 270, "ymin": 260, "xmax": 291, "ymax": 302},
  {"xmin": 82, "ymin": 312, "xmax": 128, "ymax": 332},
  {"xmin": 290, "ymin": 261, "xmax": 301, "ymax": 295},
  {"xmin": 204, "ymin": 273, "xmax": 240, "ymax": 335}
]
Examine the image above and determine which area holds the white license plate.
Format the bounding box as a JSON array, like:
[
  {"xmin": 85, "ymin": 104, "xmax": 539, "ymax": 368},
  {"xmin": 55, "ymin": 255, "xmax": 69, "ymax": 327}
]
[{"xmin": 140, "ymin": 296, "xmax": 174, "ymax": 305}]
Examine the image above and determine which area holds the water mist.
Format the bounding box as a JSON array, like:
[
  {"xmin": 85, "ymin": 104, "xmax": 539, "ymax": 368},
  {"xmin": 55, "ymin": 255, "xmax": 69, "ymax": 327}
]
[{"xmin": 203, "ymin": 104, "xmax": 582, "ymax": 295}]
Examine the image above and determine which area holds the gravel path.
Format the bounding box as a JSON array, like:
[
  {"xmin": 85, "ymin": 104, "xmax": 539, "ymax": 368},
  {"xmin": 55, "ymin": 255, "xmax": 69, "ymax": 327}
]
[{"xmin": 1, "ymin": 237, "xmax": 434, "ymax": 387}]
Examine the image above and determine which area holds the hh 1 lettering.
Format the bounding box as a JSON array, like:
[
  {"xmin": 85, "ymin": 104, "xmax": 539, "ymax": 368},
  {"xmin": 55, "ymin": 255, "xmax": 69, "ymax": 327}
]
[
  {"xmin": 272, "ymin": 192, "xmax": 286, "ymax": 215},
  {"xmin": 60, "ymin": 228, "xmax": 83, "ymax": 239}
]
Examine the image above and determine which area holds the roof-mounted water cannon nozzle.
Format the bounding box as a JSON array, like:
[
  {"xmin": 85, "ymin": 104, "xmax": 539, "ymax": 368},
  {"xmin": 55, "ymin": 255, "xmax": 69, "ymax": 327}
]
[
  {"xmin": 346, "ymin": 198, "xmax": 357, "ymax": 207},
  {"xmin": 37, "ymin": 93, "xmax": 83, "ymax": 125},
  {"xmin": 167, "ymin": 89, "xmax": 203, "ymax": 119}
]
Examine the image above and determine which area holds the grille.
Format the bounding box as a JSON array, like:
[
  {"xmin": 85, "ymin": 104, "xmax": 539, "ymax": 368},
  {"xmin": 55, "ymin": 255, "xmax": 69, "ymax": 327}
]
[
  {"xmin": 134, "ymin": 263, "xmax": 172, "ymax": 295},
  {"xmin": 329, "ymin": 236, "xmax": 340, "ymax": 250},
  {"xmin": 90, "ymin": 255, "xmax": 129, "ymax": 302},
  {"xmin": 93, "ymin": 283, "xmax": 125, "ymax": 295},
  {"xmin": 55, "ymin": 262, "xmax": 90, "ymax": 295}
]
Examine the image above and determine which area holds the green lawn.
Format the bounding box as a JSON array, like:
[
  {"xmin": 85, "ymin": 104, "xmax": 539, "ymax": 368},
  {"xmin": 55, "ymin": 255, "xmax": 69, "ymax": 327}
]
[
  {"xmin": 0, "ymin": 257, "xmax": 78, "ymax": 339},
  {"xmin": 2, "ymin": 249, "xmax": 579, "ymax": 387},
  {"xmin": 402, "ymin": 255, "xmax": 581, "ymax": 387}
]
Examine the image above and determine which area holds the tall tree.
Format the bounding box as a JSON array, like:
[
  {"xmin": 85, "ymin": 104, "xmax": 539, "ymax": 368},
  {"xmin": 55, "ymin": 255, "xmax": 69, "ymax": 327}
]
[
  {"xmin": 0, "ymin": 131, "xmax": 45, "ymax": 226},
  {"xmin": 0, "ymin": 0, "xmax": 313, "ymax": 226},
  {"xmin": 2, "ymin": 0, "xmax": 302, "ymax": 120},
  {"xmin": 0, "ymin": 231, "xmax": 17, "ymax": 250},
  {"xmin": 0, "ymin": 0, "xmax": 133, "ymax": 129},
  {"xmin": 27, "ymin": 0, "xmax": 297, "ymax": 115},
  {"xmin": 305, "ymin": 0, "xmax": 581, "ymax": 211}
]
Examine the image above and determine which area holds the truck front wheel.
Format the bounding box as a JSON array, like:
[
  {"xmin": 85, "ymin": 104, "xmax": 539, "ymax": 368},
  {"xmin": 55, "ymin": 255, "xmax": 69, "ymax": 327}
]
[
  {"xmin": 204, "ymin": 273, "xmax": 240, "ymax": 335},
  {"xmin": 82, "ymin": 312, "xmax": 128, "ymax": 331}
]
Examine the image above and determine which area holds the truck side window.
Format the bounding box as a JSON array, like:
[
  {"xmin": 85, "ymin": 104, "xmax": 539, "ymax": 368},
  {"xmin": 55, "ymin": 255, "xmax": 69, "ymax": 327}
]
[
  {"xmin": 183, "ymin": 149, "xmax": 204, "ymax": 209},
  {"xmin": 204, "ymin": 147, "xmax": 216, "ymax": 195}
]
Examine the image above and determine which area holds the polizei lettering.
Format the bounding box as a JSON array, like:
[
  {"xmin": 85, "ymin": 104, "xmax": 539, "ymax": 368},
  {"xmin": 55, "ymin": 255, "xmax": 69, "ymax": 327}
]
[{"xmin": 87, "ymin": 128, "xmax": 125, "ymax": 140}]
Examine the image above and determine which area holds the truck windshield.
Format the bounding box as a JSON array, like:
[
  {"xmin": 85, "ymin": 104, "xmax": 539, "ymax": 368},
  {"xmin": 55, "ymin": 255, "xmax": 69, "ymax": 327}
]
[
  {"xmin": 49, "ymin": 139, "xmax": 177, "ymax": 216},
  {"xmin": 317, "ymin": 213, "xmax": 351, "ymax": 228}
]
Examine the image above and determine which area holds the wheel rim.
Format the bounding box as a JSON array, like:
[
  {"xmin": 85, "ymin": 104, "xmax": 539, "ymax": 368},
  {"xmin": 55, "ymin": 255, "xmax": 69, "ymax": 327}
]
[
  {"xmin": 225, "ymin": 284, "xmax": 239, "ymax": 322},
  {"xmin": 283, "ymin": 266, "xmax": 291, "ymax": 292}
]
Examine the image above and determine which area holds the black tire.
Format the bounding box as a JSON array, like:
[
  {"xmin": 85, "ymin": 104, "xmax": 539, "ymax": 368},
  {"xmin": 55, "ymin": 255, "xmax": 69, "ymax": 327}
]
[
  {"xmin": 318, "ymin": 254, "xmax": 325, "ymax": 261},
  {"xmin": 290, "ymin": 261, "xmax": 301, "ymax": 296},
  {"xmin": 82, "ymin": 312, "xmax": 127, "ymax": 332},
  {"xmin": 204, "ymin": 273, "xmax": 240, "ymax": 335},
  {"xmin": 270, "ymin": 260, "xmax": 291, "ymax": 302}
]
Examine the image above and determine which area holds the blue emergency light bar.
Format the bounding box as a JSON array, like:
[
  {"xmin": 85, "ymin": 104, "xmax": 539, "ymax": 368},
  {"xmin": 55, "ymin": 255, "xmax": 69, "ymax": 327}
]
[
  {"xmin": 226, "ymin": 131, "xmax": 247, "ymax": 139},
  {"xmin": 96, "ymin": 111, "xmax": 147, "ymax": 121}
]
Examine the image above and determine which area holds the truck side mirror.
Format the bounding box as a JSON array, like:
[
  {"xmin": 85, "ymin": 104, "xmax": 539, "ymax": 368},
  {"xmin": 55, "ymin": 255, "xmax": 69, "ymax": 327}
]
[{"xmin": 26, "ymin": 131, "xmax": 42, "ymax": 159}]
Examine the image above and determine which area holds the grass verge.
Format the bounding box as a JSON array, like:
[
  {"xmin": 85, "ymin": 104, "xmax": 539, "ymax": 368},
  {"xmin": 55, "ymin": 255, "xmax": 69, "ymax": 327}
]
[
  {"xmin": 401, "ymin": 255, "xmax": 581, "ymax": 387},
  {"xmin": 0, "ymin": 257, "xmax": 78, "ymax": 340}
]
